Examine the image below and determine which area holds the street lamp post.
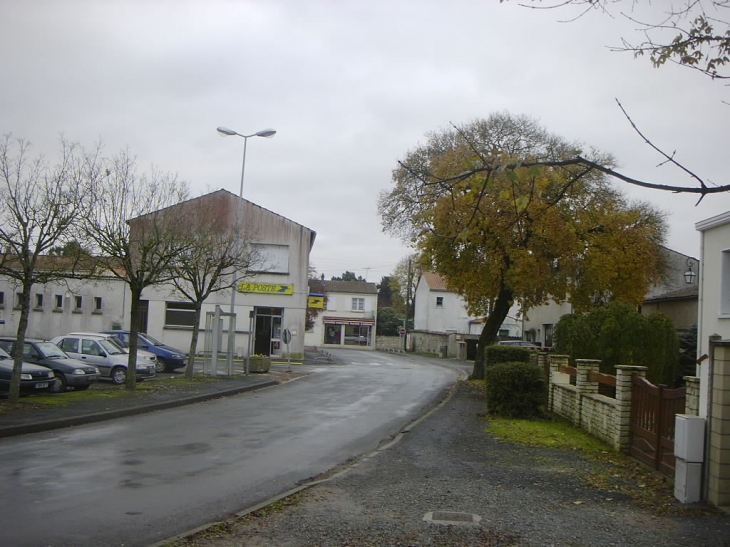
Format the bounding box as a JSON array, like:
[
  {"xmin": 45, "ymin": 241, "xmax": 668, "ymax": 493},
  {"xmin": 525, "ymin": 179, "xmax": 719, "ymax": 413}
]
[{"xmin": 216, "ymin": 126, "xmax": 276, "ymax": 362}]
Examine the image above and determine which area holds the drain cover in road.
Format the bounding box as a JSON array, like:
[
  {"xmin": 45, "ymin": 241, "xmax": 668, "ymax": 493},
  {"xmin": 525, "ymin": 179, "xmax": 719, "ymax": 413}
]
[{"xmin": 423, "ymin": 511, "xmax": 481, "ymax": 525}]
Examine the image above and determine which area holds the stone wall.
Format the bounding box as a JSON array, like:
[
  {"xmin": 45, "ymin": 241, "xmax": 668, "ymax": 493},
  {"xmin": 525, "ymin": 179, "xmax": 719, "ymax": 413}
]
[
  {"xmin": 707, "ymin": 341, "xmax": 730, "ymax": 507},
  {"xmin": 409, "ymin": 330, "xmax": 449, "ymax": 357},
  {"xmin": 376, "ymin": 336, "xmax": 404, "ymax": 351},
  {"xmin": 548, "ymin": 356, "xmax": 622, "ymax": 448}
]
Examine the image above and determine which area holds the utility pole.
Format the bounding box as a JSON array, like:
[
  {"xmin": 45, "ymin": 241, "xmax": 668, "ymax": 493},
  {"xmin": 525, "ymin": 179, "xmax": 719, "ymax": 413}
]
[{"xmin": 405, "ymin": 258, "xmax": 412, "ymax": 352}]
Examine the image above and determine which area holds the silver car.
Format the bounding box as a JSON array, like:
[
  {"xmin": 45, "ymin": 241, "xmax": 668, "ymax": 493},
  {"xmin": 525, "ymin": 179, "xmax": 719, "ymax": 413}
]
[{"xmin": 50, "ymin": 333, "xmax": 155, "ymax": 385}]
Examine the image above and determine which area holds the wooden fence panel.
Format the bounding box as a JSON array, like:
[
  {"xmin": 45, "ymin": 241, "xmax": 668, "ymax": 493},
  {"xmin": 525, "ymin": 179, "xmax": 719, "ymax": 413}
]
[{"xmin": 630, "ymin": 375, "xmax": 685, "ymax": 476}]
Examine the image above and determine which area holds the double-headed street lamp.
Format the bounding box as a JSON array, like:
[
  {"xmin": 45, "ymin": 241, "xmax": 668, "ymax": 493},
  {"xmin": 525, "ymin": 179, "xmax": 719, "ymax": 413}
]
[
  {"xmin": 216, "ymin": 126, "xmax": 276, "ymax": 364},
  {"xmin": 216, "ymin": 127, "xmax": 277, "ymax": 198}
]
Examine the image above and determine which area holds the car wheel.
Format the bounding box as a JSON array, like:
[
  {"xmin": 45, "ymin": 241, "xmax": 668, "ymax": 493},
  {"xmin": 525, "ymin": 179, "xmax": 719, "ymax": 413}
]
[
  {"xmin": 50, "ymin": 374, "xmax": 67, "ymax": 393},
  {"xmin": 74, "ymin": 384, "xmax": 91, "ymax": 391},
  {"xmin": 154, "ymin": 359, "xmax": 166, "ymax": 374},
  {"xmin": 110, "ymin": 367, "xmax": 127, "ymax": 385}
]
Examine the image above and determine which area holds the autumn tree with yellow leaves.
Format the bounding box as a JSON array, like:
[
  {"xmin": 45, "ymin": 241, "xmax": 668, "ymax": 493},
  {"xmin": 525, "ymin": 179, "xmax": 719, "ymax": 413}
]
[{"xmin": 379, "ymin": 113, "xmax": 668, "ymax": 378}]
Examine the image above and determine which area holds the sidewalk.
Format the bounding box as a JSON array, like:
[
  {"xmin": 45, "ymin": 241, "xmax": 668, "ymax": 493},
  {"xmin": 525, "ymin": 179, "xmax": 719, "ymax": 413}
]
[{"xmin": 160, "ymin": 381, "xmax": 730, "ymax": 547}]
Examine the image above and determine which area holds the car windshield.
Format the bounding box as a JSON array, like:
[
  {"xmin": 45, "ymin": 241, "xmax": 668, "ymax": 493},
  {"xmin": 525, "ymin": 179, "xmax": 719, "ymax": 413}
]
[
  {"xmin": 111, "ymin": 336, "xmax": 129, "ymax": 348},
  {"xmin": 0, "ymin": 347, "xmax": 9, "ymax": 359},
  {"xmin": 99, "ymin": 339, "xmax": 126, "ymax": 355},
  {"xmin": 36, "ymin": 342, "xmax": 69, "ymax": 359},
  {"xmin": 140, "ymin": 333, "xmax": 163, "ymax": 346}
]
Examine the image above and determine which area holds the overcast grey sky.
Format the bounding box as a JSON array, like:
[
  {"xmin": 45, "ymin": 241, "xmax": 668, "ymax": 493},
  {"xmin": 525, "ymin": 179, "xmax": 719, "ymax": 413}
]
[{"xmin": 2, "ymin": 1, "xmax": 728, "ymax": 281}]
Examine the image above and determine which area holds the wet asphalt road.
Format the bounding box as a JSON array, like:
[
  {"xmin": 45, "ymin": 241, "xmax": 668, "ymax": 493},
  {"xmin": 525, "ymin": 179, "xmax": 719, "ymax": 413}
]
[{"xmin": 1, "ymin": 350, "xmax": 459, "ymax": 547}]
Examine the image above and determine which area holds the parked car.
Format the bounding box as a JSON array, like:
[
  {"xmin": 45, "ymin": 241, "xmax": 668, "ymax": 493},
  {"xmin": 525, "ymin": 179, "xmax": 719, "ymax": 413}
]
[
  {"xmin": 64, "ymin": 331, "xmax": 158, "ymax": 368},
  {"xmin": 101, "ymin": 330, "xmax": 187, "ymax": 373},
  {"xmin": 0, "ymin": 338, "xmax": 101, "ymax": 393},
  {"xmin": 0, "ymin": 346, "xmax": 55, "ymax": 393},
  {"xmin": 497, "ymin": 340, "xmax": 541, "ymax": 349},
  {"xmin": 50, "ymin": 333, "xmax": 156, "ymax": 385}
]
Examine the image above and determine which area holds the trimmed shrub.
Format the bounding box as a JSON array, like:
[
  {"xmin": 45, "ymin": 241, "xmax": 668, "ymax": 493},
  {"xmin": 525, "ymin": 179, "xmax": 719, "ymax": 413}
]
[
  {"xmin": 553, "ymin": 302, "xmax": 681, "ymax": 386},
  {"xmin": 485, "ymin": 361, "xmax": 546, "ymax": 418},
  {"xmin": 484, "ymin": 345, "xmax": 531, "ymax": 369}
]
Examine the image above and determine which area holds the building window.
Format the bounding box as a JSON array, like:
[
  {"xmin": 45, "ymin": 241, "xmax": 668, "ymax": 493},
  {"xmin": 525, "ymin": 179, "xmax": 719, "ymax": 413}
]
[
  {"xmin": 722, "ymin": 249, "xmax": 730, "ymax": 315},
  {"xmin": 34, "ymin": 294, "xmax": 43, "ymax": 309},
  {"xmin": 74, "ymin": 295, "xmax": 83, "ymax": 312},
  {"xmin": 344, "ymin": 325, "xmax": 371, "ymax": 346},
  {"xmin": 165, "ymin": 301, "xmax": 197, "ymax": 328},
  {"xmin": 351, "ymin": 297, "xmax": 364, "ymax": 311},
  {"xmin": 55, "ymin": 294, "xmax": 63, "ymax": 309},
  {"xmin": 0, "ymin": 291, "xmax": 4, "ymax": 308},
  {"xmin": 436, "ymin": 296, "xmax": 444, "ymax": 307},
  {"xmin": 94, "ymin": 297, "xmax": 103, "ymax": 313},
  {"xmin": 15, "ymin": 293, "xmax": 24, "ymax": 309},
  {"xmin": 251, "ymin": 243, "xmax": 290, "ymax": 274}
]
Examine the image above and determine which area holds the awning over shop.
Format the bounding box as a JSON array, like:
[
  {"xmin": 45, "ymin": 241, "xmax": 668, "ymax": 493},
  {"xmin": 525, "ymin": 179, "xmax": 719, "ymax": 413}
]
[{"xmin": 323, "ymin": 316, "xmax": 375, "ymax": 326}]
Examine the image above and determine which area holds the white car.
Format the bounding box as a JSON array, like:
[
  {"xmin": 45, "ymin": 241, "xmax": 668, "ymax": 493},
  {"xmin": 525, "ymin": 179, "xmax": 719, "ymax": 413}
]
[{"xmin": 50, "ymin": 332, "xmax": 156, "ymax": 385}]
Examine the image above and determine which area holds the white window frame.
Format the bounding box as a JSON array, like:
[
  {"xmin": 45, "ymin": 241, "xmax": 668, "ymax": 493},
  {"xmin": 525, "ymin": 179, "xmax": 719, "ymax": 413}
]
[
  {"xmin": 351, "ymin": 297, "xmax": 365, "ymax": 311},
  {"xmin": 721, "ymin": 249, "xmax": 730, "ymax": 316},
  {"xmin": 251, "ymin": 244, "xmax": 290, "ymax": 274}
]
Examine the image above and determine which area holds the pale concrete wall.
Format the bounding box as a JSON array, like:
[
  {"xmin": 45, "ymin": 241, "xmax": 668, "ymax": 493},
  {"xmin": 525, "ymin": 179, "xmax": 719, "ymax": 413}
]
[
  {"xmin": 0, "ymin": 275, "xmax": 128, "ymax": 340},
  {"xmin": 697, "ymin": 212, "xmax": 730, "ymax": 418}
]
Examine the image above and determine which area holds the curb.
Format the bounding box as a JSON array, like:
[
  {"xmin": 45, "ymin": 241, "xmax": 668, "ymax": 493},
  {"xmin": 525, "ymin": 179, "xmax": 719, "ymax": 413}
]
[{"xmin": 0, "ymin": 379, "xmax": 278, "ymax": 438}]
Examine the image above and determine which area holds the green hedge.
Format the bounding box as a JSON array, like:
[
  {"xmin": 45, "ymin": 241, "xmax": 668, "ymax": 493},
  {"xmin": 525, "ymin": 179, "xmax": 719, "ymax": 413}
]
[
  {"xmin": 485, "ymin": 361, "xmax": 546, "ymax": 418},
  {"xmin": 484, "ymin": 345, "xmax": 531, "ymax": 369}
]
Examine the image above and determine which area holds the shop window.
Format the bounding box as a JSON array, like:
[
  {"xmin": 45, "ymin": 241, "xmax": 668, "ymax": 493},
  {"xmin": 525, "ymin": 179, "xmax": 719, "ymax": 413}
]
[
  {"xmin": 325, "ymin": 324, "xmax": 342, "ymax": 344},
  {"xmin": 344, "ymin": 325, "xmax": 371, "ymax": 346}
]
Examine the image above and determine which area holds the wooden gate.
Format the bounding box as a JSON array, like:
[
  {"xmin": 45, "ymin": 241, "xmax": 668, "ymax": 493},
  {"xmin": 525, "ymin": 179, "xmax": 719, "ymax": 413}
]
[{"xmin": 630, "ymin": 375, "xmax": 686, "ymax": 476}]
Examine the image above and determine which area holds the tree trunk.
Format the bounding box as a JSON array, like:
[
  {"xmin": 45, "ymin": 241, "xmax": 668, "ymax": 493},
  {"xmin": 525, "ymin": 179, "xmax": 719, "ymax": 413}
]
[
  {"xmin": 185, "ymin": 304, "xmax": 203, "ymax": 380},
  {"xmin": 126, "ymin": 288, "xmax": 142, "ymax": 391},
  {"xmin": 471, "ymin": 283, "xmax": 514, "ymax": 380},
  {"xmin": 9, "ymin": 279, "xmax": 33, "ymax": 403}
]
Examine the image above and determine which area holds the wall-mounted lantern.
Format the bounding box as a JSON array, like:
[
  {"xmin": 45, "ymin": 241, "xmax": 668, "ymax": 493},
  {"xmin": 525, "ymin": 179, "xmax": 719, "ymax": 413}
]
[{"xmin": 684, "ymin": 258, "xmax": 697, "ymax": 285}]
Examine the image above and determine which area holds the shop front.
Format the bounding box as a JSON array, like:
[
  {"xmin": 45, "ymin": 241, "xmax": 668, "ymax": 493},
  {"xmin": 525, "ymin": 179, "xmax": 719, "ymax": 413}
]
[{"xmin": 322, "ymin": 316, "xmax": 374, "ymax": 348}]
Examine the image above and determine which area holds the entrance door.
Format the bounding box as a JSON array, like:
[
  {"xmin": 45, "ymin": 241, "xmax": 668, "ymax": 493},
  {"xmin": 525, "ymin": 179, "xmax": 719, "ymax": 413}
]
[
  {"xmin": 253, "ymin": 307, "xmax": 283, "ymax": 356},
  {"xmin": 138, "ymin": 300, "xmax": 149, "ymax": 333}
]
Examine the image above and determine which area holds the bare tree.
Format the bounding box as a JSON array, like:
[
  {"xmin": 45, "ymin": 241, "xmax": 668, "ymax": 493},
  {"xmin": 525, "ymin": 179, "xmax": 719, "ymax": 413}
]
[
  {"xmin": 512, "ymin": 0, "xmax": 730, "ymax": 80},
  {"xmin": 166, "ymin": 193, "xmax": 264, "ymax": 379},
  {"xmin": 503, "ymin": 1, "xmax": 730, "ymax": 199},
  {"xmin": 80, "ymin": 149, "xmax": 190, "ymax": 390},
  {"xmin": 0, "ymin": 136, "xmax": 89, "ymax": 402}
]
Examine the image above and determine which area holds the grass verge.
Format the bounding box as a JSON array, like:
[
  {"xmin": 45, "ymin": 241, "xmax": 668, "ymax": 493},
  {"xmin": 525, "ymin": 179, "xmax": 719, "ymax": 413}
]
[
  {"xmin": 470, "ymin": 379, "xmax": 716, "ymax": 517},
  {"xmin": 0, "ymin": 374, "xmax": 228, "ymax": 414}
]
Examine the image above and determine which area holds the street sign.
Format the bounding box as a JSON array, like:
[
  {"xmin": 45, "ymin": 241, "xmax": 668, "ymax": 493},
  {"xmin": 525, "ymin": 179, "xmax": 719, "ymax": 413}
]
[
  {"xmin": 282, "ymin": 328, "xmax": 292, "ymax": 344},
  {"xmin": 399, "ymin": 327, "xmax": 407, "ymax": 335}
]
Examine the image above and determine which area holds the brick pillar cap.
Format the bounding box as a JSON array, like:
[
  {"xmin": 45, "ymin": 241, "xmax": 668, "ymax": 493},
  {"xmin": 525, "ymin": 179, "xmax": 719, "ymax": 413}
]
[{"xmin": 615, "ymin": 365, "xmax": 648, "ymax": 371}]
